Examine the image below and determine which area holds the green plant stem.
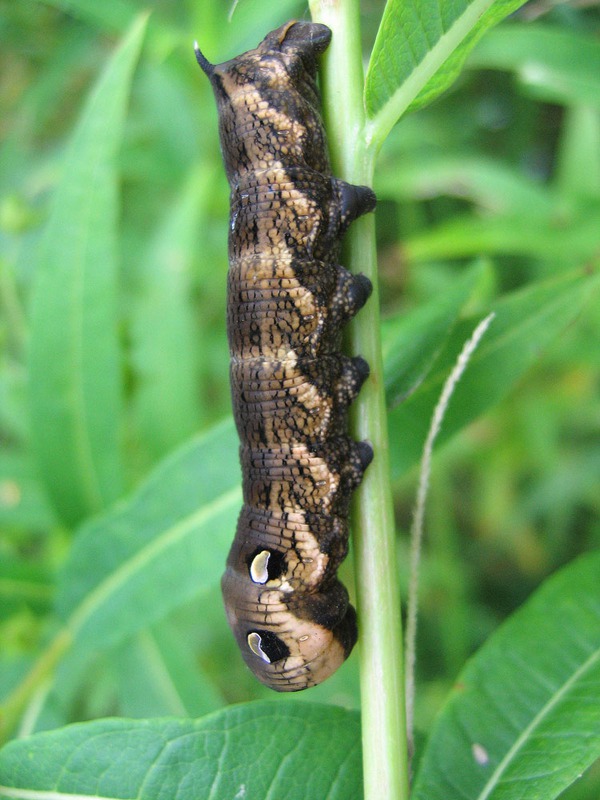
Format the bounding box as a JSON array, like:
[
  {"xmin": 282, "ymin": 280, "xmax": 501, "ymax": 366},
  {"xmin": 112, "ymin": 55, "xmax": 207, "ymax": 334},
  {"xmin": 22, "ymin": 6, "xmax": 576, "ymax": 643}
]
[{"xmin": 309, "ymin": 2, "xmax": 409, "ymax": 799}]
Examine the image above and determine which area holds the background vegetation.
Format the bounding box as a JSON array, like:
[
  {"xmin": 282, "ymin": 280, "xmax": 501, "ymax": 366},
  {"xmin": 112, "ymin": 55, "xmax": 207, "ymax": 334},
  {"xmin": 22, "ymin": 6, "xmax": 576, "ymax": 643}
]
[{"xmin": 0, "ymin": 0, "xmax": 598, "ymax": 797}]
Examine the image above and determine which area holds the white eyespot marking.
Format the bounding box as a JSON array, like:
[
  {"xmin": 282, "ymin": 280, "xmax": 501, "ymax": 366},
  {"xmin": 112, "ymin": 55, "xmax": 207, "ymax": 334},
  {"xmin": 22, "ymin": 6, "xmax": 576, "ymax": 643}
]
[
  {"xmin": 472, "ymin": 743, "xmax": 490, "ymax": 766},
  {"xmin": 248, "ymin": 632, "xmax": 271, "ymax": 663},
  {"xmin": 250, "ymin": 550, "xmax": 271, "ymax": 583},
  {"xmin": 299, "ymin": 635, "xmax": 309, "ymax": 642}
]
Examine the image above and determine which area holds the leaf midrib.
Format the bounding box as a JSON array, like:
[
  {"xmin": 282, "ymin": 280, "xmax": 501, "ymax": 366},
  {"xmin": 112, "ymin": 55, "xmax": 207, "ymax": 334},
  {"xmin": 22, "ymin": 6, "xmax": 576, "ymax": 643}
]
[
  {"xmin": 477, "ymin": 647, "xmax": 600, "ymax": 799},
  {"xmin": 0, "ymin": 788, "xmax": 126, "ymax": 800},
  {"xmin": 365, "ymin": 0, "xmax": 497, "ymax": 152}
]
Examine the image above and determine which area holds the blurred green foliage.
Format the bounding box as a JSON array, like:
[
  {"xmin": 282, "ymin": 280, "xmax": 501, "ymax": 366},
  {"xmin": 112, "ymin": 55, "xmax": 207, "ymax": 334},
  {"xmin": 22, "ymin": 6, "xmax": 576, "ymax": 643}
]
[{"xmin": 0, "ymin": 0, "xmax": 598, "ymax": 795}]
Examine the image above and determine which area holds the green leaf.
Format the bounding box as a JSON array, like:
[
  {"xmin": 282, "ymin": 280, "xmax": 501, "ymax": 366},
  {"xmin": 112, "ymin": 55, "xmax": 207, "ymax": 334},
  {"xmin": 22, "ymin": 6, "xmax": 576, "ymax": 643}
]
[
  {"xmin": 0, "ymin": 420, "xmax": 240, "ymax": 737},
  {"xmin": 387, "ymin": 270, "xmax": 600, "ymax": 478},
  {"xmin": 556, "ymin": 106, "xmax": 600, "ymax": 202},
  {"xmin": 375, "ymin": 156, "xmax": 556, "ymax": 219},
  {"xmin": 0, "ymin": 555, "xmax": 53, "ymax": 621},
  {"xmin": 403, "ymin": 210, "xmax": 600, "ymax": 266},
  {"xmin": 55, "ymin": 419, "xmax": 240, "ymax": 653},
  {"xmin": 0, "ymin": 702, "xmax": 362, "ymax": 799},
  {"xmin": 469, "ymin": 24, "xmax": 600, "ymax": 109},
  {"xmin": 412, "ymin": 552, "xmax": 600, "ymax": 800},
  {"xmin": 114, "ymin": 625, "xmax": 224, "ymax": 718},
  {"xmin": 364, "ymin": 0, "xmax": 528, "ymax": 151},
  {"xmin": 36, "ymin": 0, "xmax": 139, "ymax": 34},
  {"xmin": 36, "ymin": 0, "xmax": 180, "ymax": 58},
  {"xmin": 129, "ymin": 168, "xmax": 206, "ymax": 463},
  {"xmin": 382, "ymin": 262, "xmax": 487, "ymax": 405},
  {"xmin": 28, "ymin": 15, "xmax": 148, "ymax": 526},
  {"xmin": 0, "ymin": 451, "xmax": 56, "ymax": 532}
]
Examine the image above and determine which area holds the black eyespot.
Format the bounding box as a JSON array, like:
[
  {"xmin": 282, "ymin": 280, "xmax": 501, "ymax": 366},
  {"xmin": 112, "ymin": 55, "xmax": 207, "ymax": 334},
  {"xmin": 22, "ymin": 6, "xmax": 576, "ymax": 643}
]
[
  {"xmin": 247, "ymin": 548, "xmax": 286, "ymax": 583},
  {"xmin": 248, "ymin": 630, "xmax": 290, "ymax": 663}
]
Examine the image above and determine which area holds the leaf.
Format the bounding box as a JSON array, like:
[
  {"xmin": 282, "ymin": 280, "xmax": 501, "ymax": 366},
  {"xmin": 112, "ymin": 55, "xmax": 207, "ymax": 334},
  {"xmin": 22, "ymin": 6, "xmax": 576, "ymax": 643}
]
[
  {"xmin": 0, "ymin": 702, "xmax": 362, "ymax": 799},
  {"xmin": 36, "ymin": 0, "xmax": 180, "ymax": 58},
  {"xmin": 403, "ymin": 210, "xmax": 600, "ymax": 266},
  {"xmin": 387, "ymin": 270, "xmax": 600, "ymax": 478},
  {"xmin": 412, "ymin": 552, "xmax": 600, "ymax": 800},
  {"xmin": 28, "ymin": 15, "xmax": 148, "ymax": 526},
  {"xmin": 0, "ymin": 419, "xmax": 240, "ymax": 739},
  {"xmin": 382, "ymin": 261, "xmax": 487, "ymax": 405},
  {"xmin": 555, "ymin": 106, "xmax": 600, "ymax": 203},
  {"xmin": 375, "ymin": 156, "xmax": 556, "ymax": 219},
  {"xmin": 129, "ymin": 168, "xmax": 205, "ymax": 463},
  {"xmin": 0, "ymin": 554, "xmax": 53, "ymax": 621},
  {"xmin": 469, "ymin": 24, "xmax": 600, "ymax": 109},
  {"xmin": 0, "ymin": 451, "xmax": 56, "ymax": 532},
  {"xmin": 364, "ymin": 0, "xmax": 528, "ymax": 151},
  {"xmin": 114, "ymin": 624, "xmax": 224, "ymax": 718},
  {"xmin": 37, "ymin": 0, "xmax": 139, "ymax": 33},
  {"xmin": 55, "ymin": 419, "xmax": 240, "ymax": 653}
]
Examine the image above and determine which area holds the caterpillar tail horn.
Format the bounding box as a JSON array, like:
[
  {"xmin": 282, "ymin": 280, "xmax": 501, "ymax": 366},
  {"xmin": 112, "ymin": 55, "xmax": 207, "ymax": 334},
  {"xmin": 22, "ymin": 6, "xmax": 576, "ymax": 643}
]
[{"xmin": 194, "ymin": 42, "xmax": 214, "ymax": 77}]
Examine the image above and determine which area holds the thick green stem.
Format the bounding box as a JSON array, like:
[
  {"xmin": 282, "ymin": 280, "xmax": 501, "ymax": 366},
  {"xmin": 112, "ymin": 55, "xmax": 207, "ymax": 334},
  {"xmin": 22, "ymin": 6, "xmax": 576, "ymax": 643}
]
[{"xmin": 308, "ymin": 2, "xmax": 409, "ymax": 799}]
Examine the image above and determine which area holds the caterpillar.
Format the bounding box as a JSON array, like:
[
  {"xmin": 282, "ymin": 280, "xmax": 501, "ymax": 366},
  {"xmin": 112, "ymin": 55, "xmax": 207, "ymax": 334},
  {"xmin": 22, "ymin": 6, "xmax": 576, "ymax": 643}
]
[{"xmin": 196, "ymin": 20, "xmax": 376, "ymax": 691}]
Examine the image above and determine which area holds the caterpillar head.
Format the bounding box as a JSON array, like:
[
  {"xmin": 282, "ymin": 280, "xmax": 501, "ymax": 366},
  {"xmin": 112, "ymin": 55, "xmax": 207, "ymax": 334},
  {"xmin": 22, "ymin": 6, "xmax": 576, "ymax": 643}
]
[
  {"xmin": 195, "ymin": 21, "xmax": 331, "ymax": 86},
  {"xmin": 195, "ymin": 21, "xmax": 332, "ymax": 181}
]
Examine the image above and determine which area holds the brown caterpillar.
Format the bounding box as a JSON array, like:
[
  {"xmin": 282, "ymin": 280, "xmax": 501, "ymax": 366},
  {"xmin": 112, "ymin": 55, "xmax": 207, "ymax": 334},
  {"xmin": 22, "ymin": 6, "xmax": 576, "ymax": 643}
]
[{"xmin": 196, "ymin": 20, "xmax": 375, "ymax": 691}]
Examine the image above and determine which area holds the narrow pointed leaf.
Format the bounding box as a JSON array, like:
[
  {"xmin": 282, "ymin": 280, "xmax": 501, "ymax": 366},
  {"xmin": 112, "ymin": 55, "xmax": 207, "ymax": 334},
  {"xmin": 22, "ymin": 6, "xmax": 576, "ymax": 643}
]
[
  {"xmin": 130, "ymin": 169, "xmax": 205, "ymax": 462},
  {"xmin": 413, "ymin": 552, "xmax": 600, "ymax": 800},
  {"xmin": 470, "ymin": 24, "xmax": 600, "ymax": 109},
  {"xmin": 37, "ymin": 0, "xmax": 139, "ymax": 33},
  {"xmin": 403, "ymin": 211, "xmax": 600, "ymax": 265},
  {"xmin": 388, "ymin": 270, "xmax": 600, "ymax": 478},
  {"xmin": 556, "ymin": 106, "xmax": 600, "ymax": 201},
  {"xmin": 36, "ymin": 0, "xmax": 180, "ymax": 56},
  {"xmin": 29, "ymin": 16, "xmax": 148, "ymax": 525},
  {"xmin": 382, "ymin": 261, "xmax": 487, "ymax": 405},
  {"xmin": 375, "ymin": 157, "xmax": 556, "ymax": 219}
]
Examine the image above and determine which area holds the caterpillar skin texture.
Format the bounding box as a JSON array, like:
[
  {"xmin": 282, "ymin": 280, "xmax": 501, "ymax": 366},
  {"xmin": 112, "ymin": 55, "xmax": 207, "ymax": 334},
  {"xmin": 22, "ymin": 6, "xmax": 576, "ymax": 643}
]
[{"xmin": 197, "ymin": 20, "xmax": 375, "ymax": 691}]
